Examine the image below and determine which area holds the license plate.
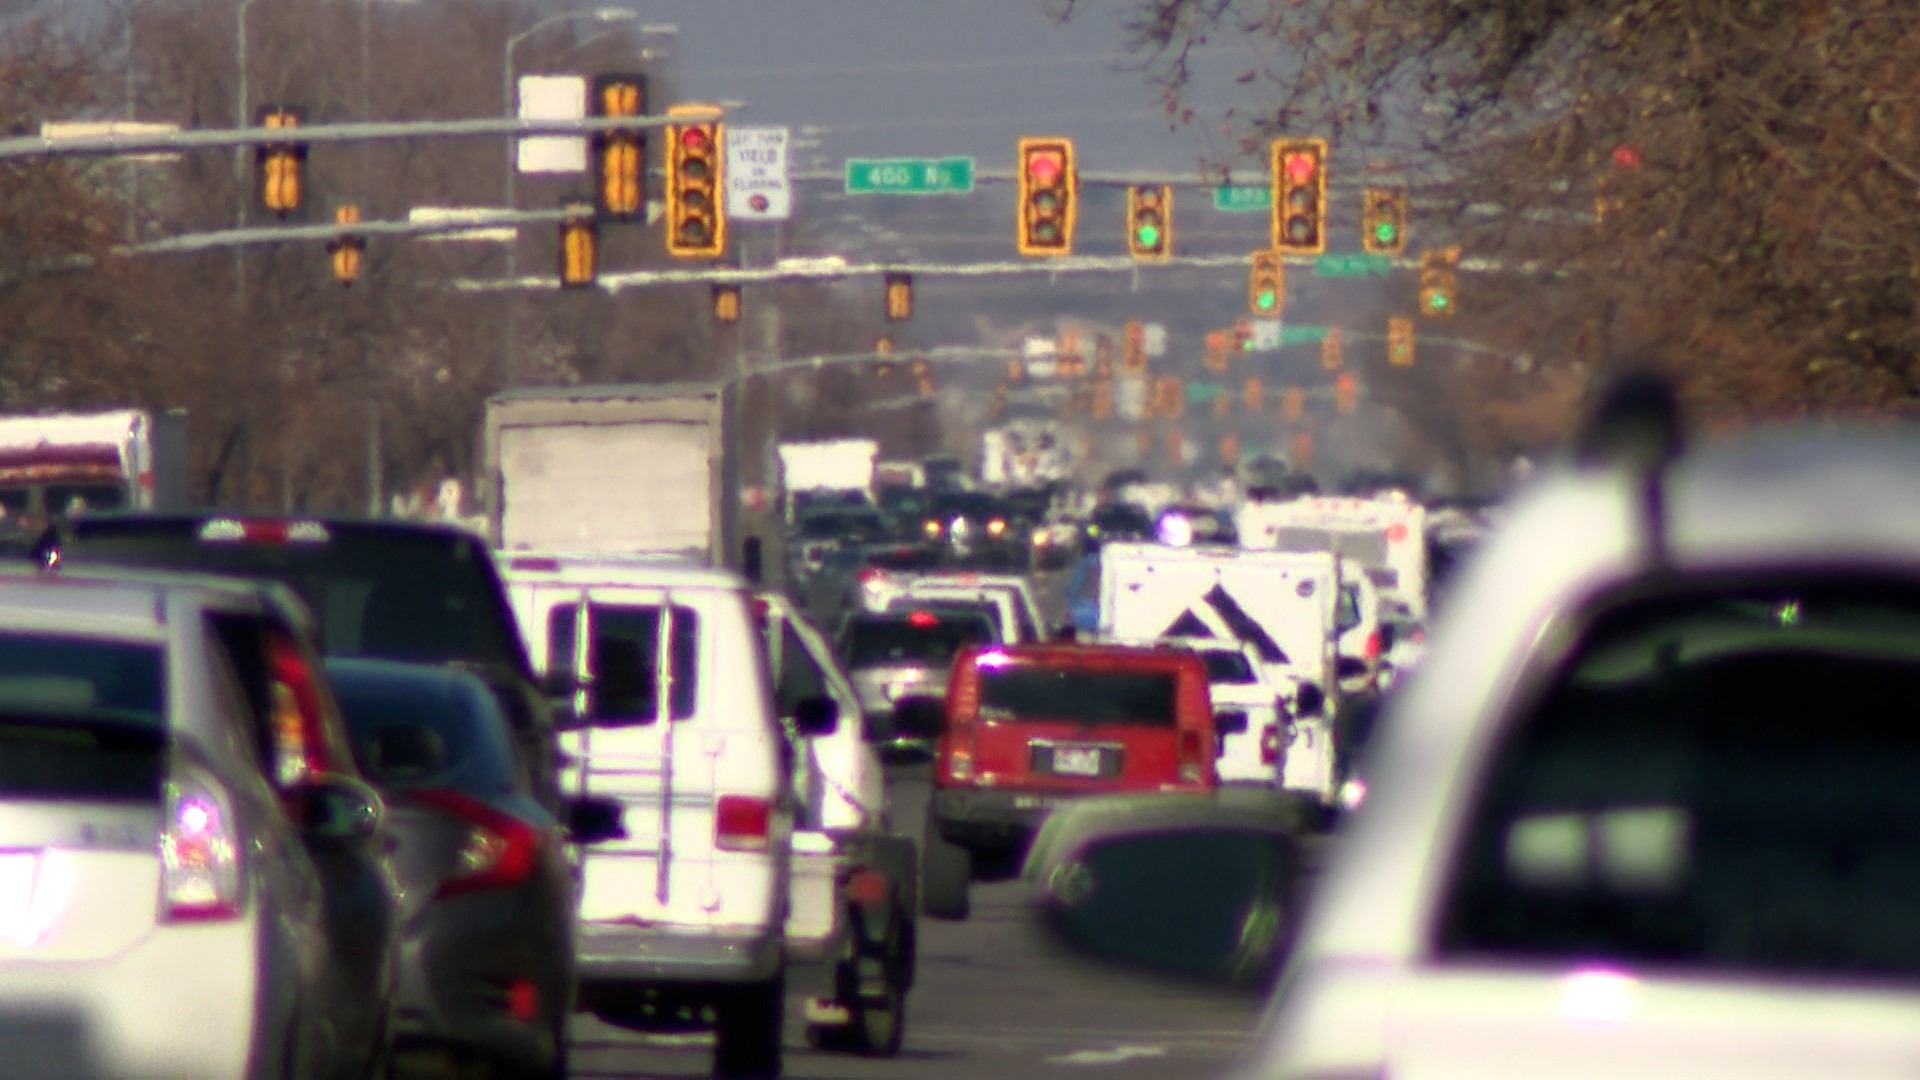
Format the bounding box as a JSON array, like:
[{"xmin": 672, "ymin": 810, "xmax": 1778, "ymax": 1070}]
[
  {"xmin": 1051, "ymin": 746, "xmax": 1103, "ymax": 777},
  {"xmin": 1014, "ymin": 794, "xmax": 1061, "ymax": 811}
]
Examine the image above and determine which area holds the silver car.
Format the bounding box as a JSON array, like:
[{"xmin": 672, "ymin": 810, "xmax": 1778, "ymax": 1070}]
[
  {"xmin": 837, "ymin": 608, "xmax": 996, "ymax": 752},
  {"xmin": 0, "ymin": 573, "xmax": 383, "ymax": 1078}
]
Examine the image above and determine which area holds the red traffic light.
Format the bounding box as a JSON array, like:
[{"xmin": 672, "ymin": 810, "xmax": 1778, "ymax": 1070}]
[
  {"xmin": 1027, "ymin": 151, "xmax": 1063, "ymax": 185},
  {"xmin": 1284, "ymin": 152, "xmax": 1318, "ymax": 185},
  {"xmin": 681, "ymin": 127, "xmax": 709, "ymax": 153}
]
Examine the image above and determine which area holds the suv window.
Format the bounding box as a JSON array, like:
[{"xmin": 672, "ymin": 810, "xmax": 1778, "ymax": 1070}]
[
  {"xmin": 841, "ymin": 614, "xmax": 994, "ymax": 669},
  {"xmin": 0, "ymin": 634, "xmax": 167, "ymax": 802},
  {"xmin": 547, "ymin": 603, "xmax": 699, "ymax": 721},
  {"xmin": 1200, "ymin": 650, "xmax": 1256, "ymax": 684},
  {"xmin": 978, "ymin": 666, "xmax": 1178, "ymax": 727},
  {"xmin": 1437, "ymin": 581, "xmax": 1920, "ymax": 980},
  {"xmin": 777, "ymin": 623, "xmax": 829, "ymax": 714}
]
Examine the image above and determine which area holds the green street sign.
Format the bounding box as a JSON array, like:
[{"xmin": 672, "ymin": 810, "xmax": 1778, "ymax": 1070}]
[
  {"xmin": 1316, "ymin": 253, "xmax": 1395, "ymax": 278},
  {"xmin": 845, "ymin": 157, "xmax": 976, "ymax": 195},
  {"xmin": 1212, "ymin": 186, "xmax": 1272, "ymax": 213},
  {"xmin": 1186, "ymin": 380, "xmax": 1226, "ymax": 403},
  {"xmin": 1279, "ymin": 325, "xmax": 1330, "ymax": 345}
]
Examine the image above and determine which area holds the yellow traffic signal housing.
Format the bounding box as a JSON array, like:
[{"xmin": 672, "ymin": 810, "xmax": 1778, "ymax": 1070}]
[
  {"xmin": 1007, "ymin": 358, "xmax": 1025, "ymax": 382},
  {"xmin": 917, "ymin": 374, "xmax": 934, "ymax": 400},
  {"xmin": 1322, "ymin": 328, "xmax": 1345, "ymax": 371},
  {"xmin": 593, "ymin": 74, "xmax": 647, "ymax": 220},
  {"xmin": 1204, "ymin": 331, "xmax": 1229, "ymax": 373},
  {"xmin": 255, "ymin": 106, "xmax": 308, "ymax": 217},
  {"xmin": 1249, "ymin": 250, "xmax": 1284, "ymax": 315},
  {"xmin": 1244, "ymin": 376, "xmax": 1264, "ymax": 412},
  {"xmin": 1282, "ymin": 387, "xmax": 1304, "ymax": 421},
  {"xmin": 1336, "ymin": 372, "xmax": 1358, "ymax": 413},
  {"xmin": 1388, "ymin": 317, "xmax": 1415, "ymax": 367},
  {"xmin": 1272, "ymin": 137, "xmax": 1329, "ymax": 255},
  {"xmin": 666, "ymin": 104, "xmax": 725, "ymax": 258},
  {"xmin": 1091, "ymin": 382, "xmax": 1113, "ymax": 420},
  {"xmin": 1122, "ymin": 320, "xmax": 1147, "ymax": 374},
  {"xmin": 884, "ymin": 273, "xmax": 913, "ymax": 321},
  {"xmin": 1361, "ymin": 188, "xmax": 1409, "ymax": 256},
  {"xmin": 1292, "ymin": 429, "xmax": 1314, "ymax": 470},
  {"xmin": 1419, "ymin": 247, "xmax": 1460, "ymax": 317},
  {"xmin": 1232, "ymin": 317, "xmax": 1253, "ymax": 354},
  {"xmin": 1219, "ymin": 433, "xmax": 1240, "ymax": 465},
  {"xmin": 875, "ymin": 336, "xmax": 894, "ymax": 357},
  {"xmin": 1125, "ymin": 184, "xmax": 1172, "ymax": 260},
  {"xmin": 1017, "ymin": 137, "xmax": 1076, "ymax": 256},
  {"xmin": 1094, "ymin": 335, "xmax": 1114, "ymax": 379},
  {"xmin": 876, "ymin": 360, "xmax": 896, "ymax": 379},
  {"xmin": 712, "ymin": 284, "xmax": 741, "ymax": 323},
  {"xmin": 326, "ymin": 204, "xmax": 363, "ymax": 286},
  {"xmin": 559, "ymin": 206, "xmax": 598, "ymax": 288}
]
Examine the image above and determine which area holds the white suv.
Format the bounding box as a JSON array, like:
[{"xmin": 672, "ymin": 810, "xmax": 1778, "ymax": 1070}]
[{"xmin": 501, "ymin": 553, "xmax": 821, "ymax": 1079}]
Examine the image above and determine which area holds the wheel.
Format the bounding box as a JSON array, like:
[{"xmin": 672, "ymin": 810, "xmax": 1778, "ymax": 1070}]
[
  {"xmin": 920, "ymin": 816, "xmax": 971, "ymax": 921},
  {"xmin": 712, "ymin": 969, "xmax": 785, "ymax": 1079},
  {"xmin": 847, "ymin": 904, "xmax": 910, "ymax": 1058}
]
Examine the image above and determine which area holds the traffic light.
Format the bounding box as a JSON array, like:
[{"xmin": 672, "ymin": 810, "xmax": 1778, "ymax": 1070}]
[
  {"xmin": 1292, "ymin": 430, "xmax": 1314, "ymax": 470},
  {"xmin": 1388, "ymin": 317, "xmax": 1414, "ymax": 367},
  {"xmin": 712, "ymin": 284, "xmax": 741, "ymax": 323},
  {"xmin": 1232, "ymin": 317, "xmax": 1253, "ymax": 354},
  {"xmin": 1094, "ymin": 335, "xmax": 1114, "ymax": 380},
  {"xmin": 592, "ymin": 74, "xmax": 646, "ymax": 220},
  {"xmin": 1122, "ymin": 320, "xmax": 1147, "ymax": 374},
  {"xmin": 326, "ymin": 204, "xmax": 363, "ymax": 286},
  {"xmin": 1219, "ymin": 433, "xmax": 1239, "ymax": 465},
  {"xmin": 1361, "ymin": 187, "xmax": 1408, "ymax": 256},
  {"xmin": 1154, "ymin": 376, "xmax": 1185, "ymax": 418},
  {"xmin": 1007, "ymin": 357, "xmax": 1026, "ymax": 382},
  {"xmin": 1322, "ymin": 327, "xmax": 1345, "ymax": 371},
  {"xmin": 1271, "ymin": 137, "xmax": 1328, "ymax": 255},
  {"xmin": 1336, "ymin": 372, "xmax": 1358, "ymax": 414},
  {"xmin": 1283, "ymin": 387, "xmax": 1304, "ymax": 421},
  {"xmin": 1249, "ymin": 250, "xmax": 1284, "ymax": 315},
  {"xmin": 1016, "ymin": 137, "xmax": 1076, "ymax": 256},
  {"xmin": 1125, "ymin": 184, "xmax": 1172, "ymax": 259},
  {"xmin": 1244, "ymin": 376, "xmax": 1264, "ymax": 412},
  {"xmin": 255, "ymin": 106, "xmax": 307, "ymax": 217},
  {"xmin": 665, "ymin": 104, "xmax": 724, "ymax": 258},
  {"xmin": 1059, "ymin": 331, "xmax": 1083, "ymax": 378},
  {"xmin": 875, "ymin": 336, "xmax": 894, "ymax": 357},
  {"xmin": 559, "ymin": 203, "xmax": 597, "ymax": 288},
  {"xmin": 1420, "ymin": 247, "xmax": 1460, "ymax": 317},
  {"xmin": 1204, "ymin": 331, "xmax": 1229, "ymax": 373},
  {"xmin": 884, "ymin": 272, "xmax": 913, "ymax": 321}
]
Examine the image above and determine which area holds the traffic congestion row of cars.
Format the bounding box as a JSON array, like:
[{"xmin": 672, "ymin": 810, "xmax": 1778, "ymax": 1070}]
[{"xmin": 0, "ymin": 514, "xmax": 922, "ymax": 1078}]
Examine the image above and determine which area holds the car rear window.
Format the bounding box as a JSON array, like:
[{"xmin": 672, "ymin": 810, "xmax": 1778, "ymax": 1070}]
[
  {"xmin": 328, "ymin": 664, "xmax": 523, "ymax": 797},
  {"xmin": 0, "ymin": 634, "xmax": 167, "ymax": 802},
  {"xmin": 1436, "ymin": 580, "xmax": 1920, "ymax": 980},
  {"xmin": 843, "ymin": 614, "xmax": 994, "ymax": 669},
  {"xmin": 52, "ymin": 520, "xmax": 527, "ymax": 673},
  {"xmin": 1201, "ymin": 650, "xmax": 1256, "ymax": 684},
  {"xmin": 977, "ymin": 665, "xmax": 1178, "ymax": 727}
]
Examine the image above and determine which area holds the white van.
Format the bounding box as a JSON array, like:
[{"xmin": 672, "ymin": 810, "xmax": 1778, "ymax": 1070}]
[
  {"xmin": 499, "ymin": 553, "xmax": 826, "ymax": 1079},
  {"xmin": 854, "ymin": 569, "xmax": 1047, "ymax": 645}
]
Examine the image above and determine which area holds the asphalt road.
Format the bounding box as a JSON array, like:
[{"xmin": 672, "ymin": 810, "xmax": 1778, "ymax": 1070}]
[{"xmin": 566, "ymin": 768, "xmax": 1269, "ymax": 1080}]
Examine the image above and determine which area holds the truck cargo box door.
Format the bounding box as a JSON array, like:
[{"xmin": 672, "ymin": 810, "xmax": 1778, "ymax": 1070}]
[{"xmin": 499, "ymin": 422, "xmax": 712, "ymax": 556}]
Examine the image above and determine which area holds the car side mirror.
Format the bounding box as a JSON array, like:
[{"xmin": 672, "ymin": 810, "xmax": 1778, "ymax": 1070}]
[
  {"xmin": 1212, "ymin": 709, "xmax": 1249, "ymax": 735},
  {"xmin": 891, "ymin": 695, "xmax": 946, "ymax": 739},
  {"xmin": 288, "ymin": 775, "xmax": 383, "ymax": 847},
  {"xmin": 792, "ymin": 694, "xmax": 839, "ymax": 738},
  {"xmin": 1034, "ymin": 825, "xmax": 1298, "ymax": 987},
  {"xmin": 1292, "ymin": 683, "xmax": 1326, "ymax": 719},
  {"xmin": 565, "ymin": 794, "xmax": 628, "ymax": 845}
]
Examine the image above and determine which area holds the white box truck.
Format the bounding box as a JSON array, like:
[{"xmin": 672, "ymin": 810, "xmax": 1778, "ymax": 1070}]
[{"xmin": 0, "ymin": 407, "xmax": 189, "ymax": 531}]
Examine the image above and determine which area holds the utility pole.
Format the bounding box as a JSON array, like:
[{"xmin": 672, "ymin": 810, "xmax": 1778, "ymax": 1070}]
[{"xmin": 233, "ymin": 0, "xmax": 259, "ymax": 311}]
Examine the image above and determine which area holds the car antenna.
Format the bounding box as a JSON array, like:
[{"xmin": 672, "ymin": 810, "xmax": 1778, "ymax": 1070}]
[{"xmin": 1572, "ymin": 369, "xmax": 1684, "ymax": 565}]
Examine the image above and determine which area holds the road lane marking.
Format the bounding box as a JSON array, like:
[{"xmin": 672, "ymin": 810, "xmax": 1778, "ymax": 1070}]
[{"xmin": 1046, "ymin": 1044, "xmax": 1170, "ymax": 1066}]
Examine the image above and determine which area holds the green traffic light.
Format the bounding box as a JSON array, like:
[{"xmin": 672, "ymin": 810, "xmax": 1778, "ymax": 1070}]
[
  {"xmin": 1257, "ymin": 291, "xmax": 1276, "ymax": 311},
  {"xmin": 1136, "ymin": 224, "xmax": 1161, "ymax": 249},
  {"xmin": 1428, "ymin": 293, "xmax": 1449, "ymax": 312},
  {"xmin": 1374, "ymin": 221, "xmax": 1398, "ymax": 245}
]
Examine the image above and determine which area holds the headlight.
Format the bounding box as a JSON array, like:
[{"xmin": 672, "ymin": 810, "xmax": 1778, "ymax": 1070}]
[
  {"xmin": 923, "ymin": 520, "xmax": 941, "ymax": 537},
  {"xmin": 987, "ymin": 519, "xmax": 1007, "ymax": 537}
]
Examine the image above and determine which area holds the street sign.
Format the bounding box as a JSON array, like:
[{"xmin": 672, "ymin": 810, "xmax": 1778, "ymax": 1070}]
[
  {"xmin": 1248, "ymin": 318, "xmax": 1282, "ymax": 352},
  {"xmin": 516, "ymin": 75, "xmax": 586, "ymax": 174},
  {"xmin": 725, "ymin": 125, "xmax": 792, "ymax": 221},
  {"xmin": 1142, "ymin": 322, "xmax": 1168, "ymax": 358},
  {"xmin": 1115, "ymin": 375, "xmax": 1149, "ymax": 422},
  {"xmin": 1279, "ymin": 324, "xmax": 1330, "ymax": 345},
  {"xmin": 844, "ymin": 156, "xmax": 975, "ymax": 195},
  {"xmin": 1186, "ymin": 380, "xmax": 1226, "ymax": 404},
  {"xmin": 1212, "ymin": 186, "xmax": 1272, "ymax": 213},
  {"xmin": 1315, "ymin": 252, "xmax": 1394, "ymax": 277}
]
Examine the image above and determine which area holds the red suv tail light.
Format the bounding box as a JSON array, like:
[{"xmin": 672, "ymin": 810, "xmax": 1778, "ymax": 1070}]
[
  {"xmin": 1260, "ymin": 723, "xmax": 1283, "ymax": 766},
  {"xmin": 160, "ymin": 764, "xmax": 245, "ymax": 922},
  {"xmin": 942, "ymin": 669, "xmax": 980, "ymax": 784},
  {"xmin": 716, "ymin": 795, "xmax": 773, "ymax": 852},
  {"xmin": 411, "ymin": 789, "xmax": 541, "ymax": 897},
  {"xmin": 1179, "ymin": 729, "xmax": 1206, "ymax": 783},
  {"xmin": 1363, "ymin": 629, "xmax": 1382, "ymax": 660}
]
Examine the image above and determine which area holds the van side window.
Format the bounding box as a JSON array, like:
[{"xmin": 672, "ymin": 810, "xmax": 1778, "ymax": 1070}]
[
  {"xmin": 776, "ymin": 623, "xmax": 828, "ymax": 715},
  {"xmin": 547, "ymin": 603, "xmax": 700, "ymax": 720}
]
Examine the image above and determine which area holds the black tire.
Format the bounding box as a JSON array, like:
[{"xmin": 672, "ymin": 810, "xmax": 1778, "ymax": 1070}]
[
  {"xmin": 713, "ymin": 969, "xmax": 785, "ymax": 1079},
  {"xmin": 848, "ymin": 903, "xmax": 909, "ymax": 1058},
  {"xmin": 921, "ymin": 816, "xmax": 971, "ymax": 921}
]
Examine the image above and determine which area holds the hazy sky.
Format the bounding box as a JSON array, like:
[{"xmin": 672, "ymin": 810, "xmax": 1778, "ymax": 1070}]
[{"xmin": 635, "ymin": 1, "xmax": 1261, "ymax": 178}]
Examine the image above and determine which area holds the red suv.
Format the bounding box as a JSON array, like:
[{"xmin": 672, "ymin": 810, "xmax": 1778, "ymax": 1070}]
[{"xmin": 919, "ymin": 643, "xmax": 1217, "ymax": 920}]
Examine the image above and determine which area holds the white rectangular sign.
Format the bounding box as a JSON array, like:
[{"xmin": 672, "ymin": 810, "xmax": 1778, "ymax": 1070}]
[
  {"xmin": 516, "ymin": 75, "xmax": 587, "ymax": 174},
  {"xmin": 1249, "ymin": 318, "xmax": 1282, "ymax": 352},
  {"xmin": 725, "ymin": 125, "xmax": 792, "ymax": 221},
  {"xmin": 1115, "ymin": 376, "xmax": 1150, "ymax": 422},
  {"xmin": 1142, "ymin": 323, "xmax": 1169, "ymax": 358},
  {"xmin": 1022, "ymin": 336, "xmax": 1058, "ymax": 360}
]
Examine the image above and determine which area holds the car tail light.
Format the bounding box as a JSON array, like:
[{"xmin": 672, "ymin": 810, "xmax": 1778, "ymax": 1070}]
[
  {"xmin": 716, "ymin": 795, "xmax": 772, "ymax": 852},
  {"xmin": 267, "ymin": 635, "xmax": 340, "ymax": 786},
  {"xmin": 411, "ymin": 789, "xmax": 541, "ymax": 897},
  {"xmin": 908, "ymin": 610, "xmax": 940, "ymax": 628},
  {"xmin": 1260, "ymin": 723, "xmax": 1283, "ymax": 765},
  {"xmin": 944, "ymin": 673, "xmax": 978, "ymax": 784},
  {"xmin": 1179, "ymin": 729, "xmax": 1205, "ymax": 783},
  {"xmin": 160, "ymin": 765, "xmax": 245, "ymax": 922},
  {"xmin": 1364, "ymin": 630, "xmax": 1382, "ymax": 660},
  {"xmin": 197, "ymin": 518, "xmax": 331, "ymax": 544}
]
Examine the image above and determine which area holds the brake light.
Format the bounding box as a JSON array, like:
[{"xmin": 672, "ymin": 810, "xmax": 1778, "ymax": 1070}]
[
  {"xmin": 716, "ymin": 795, "xmax": 772, "ymax": 852},
  {"xmin": 945, "ymin": 674, "xmax": 978, "ymax": 784},
  {"xmin": 908, "ymin": 610, "xmax": 939, "ymax": 628},
  {"xmin": 1178, "ymin": 729, "xmax": 1205, "ymax": 783},
  {"xmin": 1364, "ymin": 630, "xmax": 1382, "ymax": 660},
  {"xmin": 1260, "ymin": 723, "xmax": 1282, "ymax": 766},
  {"xmin": 858, "ymin": 567, "xmax": 890, "ymax": 585},
  {"xmin": 411, "ymin": 789, "xmax": 541, "ymax": 897},
  {"xmin": 1386, "ymin": 522, "xmax": 1410, "ymax": 543},
  {"xmin": 268, "ymin": 635, "xmax": 339, "ymax": 786},
  {"xmin": 197, "ymin": 518, "xmax": 331, "ymax": 544},
  {"xmin": 160, "ymin": 765, "xmax": 244, "ymax": 922}
]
